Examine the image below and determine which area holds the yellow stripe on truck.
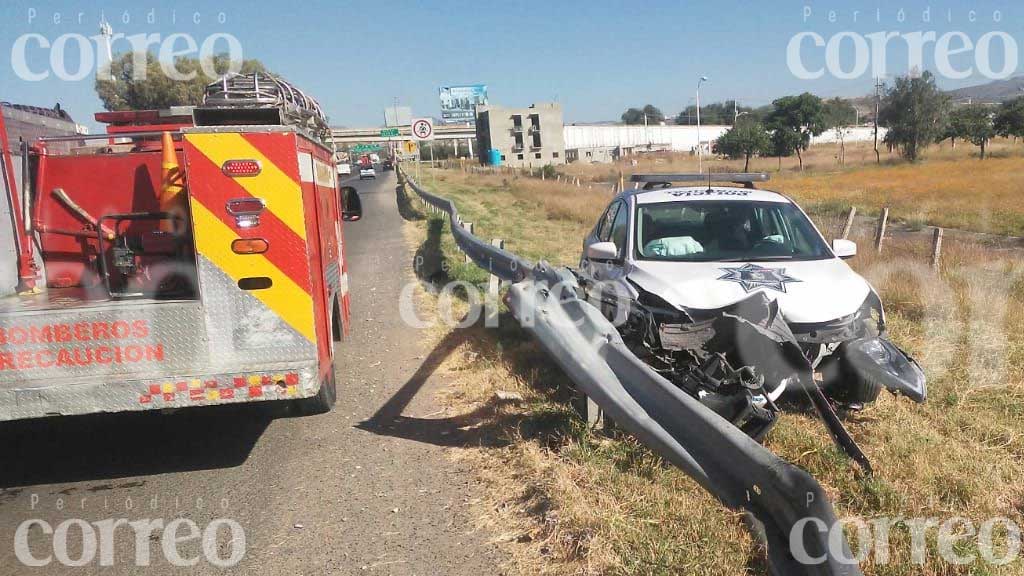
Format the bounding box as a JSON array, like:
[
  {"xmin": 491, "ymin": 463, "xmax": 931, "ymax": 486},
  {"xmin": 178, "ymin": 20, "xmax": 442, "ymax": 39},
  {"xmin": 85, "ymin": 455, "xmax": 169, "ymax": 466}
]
[
  {"xmin": 191, "ymin": 200, "xmax": 316, "ymax": 343},
  {"xmin": 186, "ymin": 133, "xmax": 307, "ymax": 240}
]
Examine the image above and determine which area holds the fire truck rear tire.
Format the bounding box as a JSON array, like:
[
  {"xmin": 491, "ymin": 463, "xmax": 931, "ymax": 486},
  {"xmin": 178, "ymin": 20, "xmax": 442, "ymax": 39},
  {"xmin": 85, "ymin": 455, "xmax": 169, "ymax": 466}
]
[{"xmin": 296, "ymin": 366, "xmax": 337, "ymax": 415}]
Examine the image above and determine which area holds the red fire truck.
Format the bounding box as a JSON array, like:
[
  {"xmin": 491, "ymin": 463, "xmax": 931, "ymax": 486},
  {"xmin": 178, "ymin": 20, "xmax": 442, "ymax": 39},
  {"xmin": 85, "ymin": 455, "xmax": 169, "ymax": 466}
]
[{"xmin": 0, "ymin": 74, "xmax": 361, "ymax": 421}]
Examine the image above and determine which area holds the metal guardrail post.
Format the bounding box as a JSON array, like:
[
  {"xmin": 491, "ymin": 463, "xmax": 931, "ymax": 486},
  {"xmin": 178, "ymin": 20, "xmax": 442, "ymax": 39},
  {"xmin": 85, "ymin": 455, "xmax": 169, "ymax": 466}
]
[
  {"xmin": 486, "ymin": 238, "xmax": 504, "ymax": 327},
  {"xmin": 462, "ymin": 222, "xmax": 474, "ymax": 262}
]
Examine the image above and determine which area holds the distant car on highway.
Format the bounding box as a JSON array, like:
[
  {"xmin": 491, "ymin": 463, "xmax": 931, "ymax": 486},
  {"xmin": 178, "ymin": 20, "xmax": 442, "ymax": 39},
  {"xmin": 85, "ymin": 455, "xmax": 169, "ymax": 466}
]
[
  {"xmin": 337, "ymin": 162, "xmax": 351, "ymax": 175},
  {"xmin": 382, "ymin": 158, "xmax": 394, "ymax": 171},
  {"xmin": 359, "ymin": 165, "xmax": 376, "ymax": 180}
]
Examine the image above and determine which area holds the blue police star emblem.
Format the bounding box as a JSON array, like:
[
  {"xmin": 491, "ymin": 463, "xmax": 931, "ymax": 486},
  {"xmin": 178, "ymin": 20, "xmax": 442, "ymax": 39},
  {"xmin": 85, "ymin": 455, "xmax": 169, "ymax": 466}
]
[{"xmin": 717, "ymin": 263, "xmax": 801, "ymax": 293}]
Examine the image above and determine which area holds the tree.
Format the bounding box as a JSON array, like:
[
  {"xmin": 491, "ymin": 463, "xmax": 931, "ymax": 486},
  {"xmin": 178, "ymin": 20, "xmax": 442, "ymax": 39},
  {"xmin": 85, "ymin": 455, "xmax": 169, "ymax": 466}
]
[
  {"xmin": 822, "ymin": 97, "xmax": 858, "ymax": 164},
  {"xmin": 994, "ymin": 96, "xmax": 1024, "ymax": 142},
  {"xmin": 764, "ymin": 93, "xmax": 826, "ymax": 170},
  {"xmin": 674, "ymin": 100, "xmax": 754, "ymax": 126},
  {"xmin": 767, "ymin": 127, "xmax": 801, "ymax": 171},
  {"xmin": 621, "ymin": 104, "xmax": 664, "ymax": 125},
  {"xmin": 95, "ymin": 52, "xmax": 268, "ymax": 111},
  {"xmin": 949, "ymin": 104, "xmax": 996, "ymax": 159},
  {"xmin": 713, "ymin": 117, "xmax": 769, "ymax": 171},
  {"xmin": 878, "ymin": 71, "xmax": 950, "ymax": 162}
]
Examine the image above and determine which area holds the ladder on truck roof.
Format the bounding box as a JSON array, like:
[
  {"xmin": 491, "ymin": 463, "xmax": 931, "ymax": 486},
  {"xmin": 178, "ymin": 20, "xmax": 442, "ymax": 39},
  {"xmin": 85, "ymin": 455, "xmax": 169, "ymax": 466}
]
[{"xmin": 195, "ymin": 73, "xmax": 331, "ymax": 144}]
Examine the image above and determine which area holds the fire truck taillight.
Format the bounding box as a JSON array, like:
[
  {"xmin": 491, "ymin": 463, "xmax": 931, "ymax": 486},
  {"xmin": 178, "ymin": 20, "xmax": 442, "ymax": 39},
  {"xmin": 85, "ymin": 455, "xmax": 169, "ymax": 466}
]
[
  {"xmin": 221, "ymin": 159, "xmax": 262, "ymax": 177},
  {"xmin": 231, "ymin": 238, "xmax": 269, "ymax": 254},
  {"xmin": 225, "ymin": 197, "xmax": 266, "ymax": 228}
]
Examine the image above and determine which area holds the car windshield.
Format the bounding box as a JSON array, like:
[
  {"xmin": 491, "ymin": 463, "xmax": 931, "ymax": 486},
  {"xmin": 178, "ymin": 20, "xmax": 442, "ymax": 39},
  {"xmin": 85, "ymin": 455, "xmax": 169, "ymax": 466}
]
[{"xmin": 635, "ymin": 200, "xmax": 832, "ymax": 262}]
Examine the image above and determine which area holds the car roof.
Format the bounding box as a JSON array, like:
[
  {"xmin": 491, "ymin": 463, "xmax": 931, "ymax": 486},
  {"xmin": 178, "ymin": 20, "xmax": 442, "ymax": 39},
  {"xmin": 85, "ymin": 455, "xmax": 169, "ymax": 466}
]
[{"xmin": 625, "ymin": 186, "xmax": 792, "ymax": 205}]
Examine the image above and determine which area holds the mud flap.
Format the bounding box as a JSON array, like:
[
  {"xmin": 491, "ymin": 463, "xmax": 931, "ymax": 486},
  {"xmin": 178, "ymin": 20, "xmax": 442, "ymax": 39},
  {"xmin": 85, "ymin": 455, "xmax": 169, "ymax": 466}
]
[{"xmin": 842, "ymin": 337, "xmax": 927, "ymax": 403}]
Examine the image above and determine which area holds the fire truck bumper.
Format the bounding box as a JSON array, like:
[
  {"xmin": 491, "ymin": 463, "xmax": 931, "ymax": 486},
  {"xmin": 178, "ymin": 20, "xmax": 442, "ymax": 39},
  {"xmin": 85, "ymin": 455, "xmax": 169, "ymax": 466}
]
[{"xmin": 0, "ymin": 362, "xmax": 322, "ymax": 421}]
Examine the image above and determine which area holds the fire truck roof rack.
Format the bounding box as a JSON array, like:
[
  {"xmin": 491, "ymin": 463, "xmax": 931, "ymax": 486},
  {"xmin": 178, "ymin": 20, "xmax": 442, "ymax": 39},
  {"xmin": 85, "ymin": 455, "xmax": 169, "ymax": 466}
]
[{"xmin": 195, "ymin": 73, "xmax": 330, "ymax": 143}]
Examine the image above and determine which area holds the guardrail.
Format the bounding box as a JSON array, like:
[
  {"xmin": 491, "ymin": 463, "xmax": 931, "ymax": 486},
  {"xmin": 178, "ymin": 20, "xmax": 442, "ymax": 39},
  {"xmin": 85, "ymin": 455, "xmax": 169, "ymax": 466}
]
[{"xmin": 398, "ymin": 166, "xmax": 861, "ymax": 576}]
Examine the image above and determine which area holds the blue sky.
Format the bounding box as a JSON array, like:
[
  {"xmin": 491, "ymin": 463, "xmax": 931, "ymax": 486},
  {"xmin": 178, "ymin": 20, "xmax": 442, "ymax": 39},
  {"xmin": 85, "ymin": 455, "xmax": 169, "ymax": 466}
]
[{"xmin": 2, "ymin": 0, "xmax": 1021, "ymax": 131}]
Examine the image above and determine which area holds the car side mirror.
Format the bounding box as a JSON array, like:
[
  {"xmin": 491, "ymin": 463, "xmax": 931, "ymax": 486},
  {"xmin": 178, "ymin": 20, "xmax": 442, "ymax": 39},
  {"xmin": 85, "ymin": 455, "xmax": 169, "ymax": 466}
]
[
  {"xmin": 341, "ymin": 186, "xmax": 362, "ymax": 221},
  {"xmin": 832, "ymin": 238, "xmax": 857, "ymax": 259},
  {"xmin": 586, "ymin": 241, "xmax": 619, "ymax": 261}
]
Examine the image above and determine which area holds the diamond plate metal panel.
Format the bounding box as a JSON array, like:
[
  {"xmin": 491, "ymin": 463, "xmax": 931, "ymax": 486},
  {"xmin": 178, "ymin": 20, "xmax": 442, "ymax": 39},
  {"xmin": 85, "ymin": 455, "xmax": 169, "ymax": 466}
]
[
  {"xmin": 195, "ymin": 254, "xmax": 316, "ymax": 368},
  {"xmin": 0, "ymin": 255, "xmax": 320, "ymax": 420},
  {"xmin": 0, "ymin": 365, "xmax": 319, "ymax": 421},
  {"xmin": 0, "ymin": 299, "xmax": 209, "ymax": 387}
]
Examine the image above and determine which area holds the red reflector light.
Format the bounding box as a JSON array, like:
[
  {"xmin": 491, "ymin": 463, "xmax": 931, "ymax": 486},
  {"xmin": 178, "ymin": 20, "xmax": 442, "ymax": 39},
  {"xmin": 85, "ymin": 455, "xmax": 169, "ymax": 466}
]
[
  {"xmin": 225, "ymin": 197, "xmax": 265, "ymax": 215},
  {"xmin": 231, "ymin": 238, "xmax": 269, "ymax": 254},
  {"xmin": 221, "ymin": 159, "xmax": 262, "ymax": 177}
]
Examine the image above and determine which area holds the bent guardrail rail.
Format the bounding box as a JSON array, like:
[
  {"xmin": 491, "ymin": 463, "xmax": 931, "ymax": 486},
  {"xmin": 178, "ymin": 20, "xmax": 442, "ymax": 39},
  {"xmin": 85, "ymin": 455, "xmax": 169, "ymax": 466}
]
[{"xmin": 400, "ymin": 169, "xmax": 861, "ymax": 576}]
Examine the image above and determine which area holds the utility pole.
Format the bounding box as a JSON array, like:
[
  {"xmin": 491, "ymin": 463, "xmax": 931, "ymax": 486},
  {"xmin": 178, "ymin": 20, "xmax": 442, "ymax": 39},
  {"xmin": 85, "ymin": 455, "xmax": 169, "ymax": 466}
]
[
  {"xmin": 873, "ymin": 78, "xmax": 883, "ymax": 164},
  {"xmin": 733, "ymin": 99, "xmax": 737, "ymax": 124}
]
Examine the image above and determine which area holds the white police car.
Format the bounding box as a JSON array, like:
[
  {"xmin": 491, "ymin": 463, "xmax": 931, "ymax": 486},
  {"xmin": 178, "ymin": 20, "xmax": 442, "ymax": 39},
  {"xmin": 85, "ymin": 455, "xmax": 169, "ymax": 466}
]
[{"xmin": 578, "ymin": 173, "xmax": 925, "ymax": 440}]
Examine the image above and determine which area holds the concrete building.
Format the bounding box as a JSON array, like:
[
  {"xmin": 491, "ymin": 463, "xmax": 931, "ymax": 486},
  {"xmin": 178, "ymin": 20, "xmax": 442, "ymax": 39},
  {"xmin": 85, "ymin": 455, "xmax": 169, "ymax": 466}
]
[
  {"xmin": 566, "ymin": 146, "xmax": 615, "ymax": 164},
  {"xmin": 475, "ymin": 102, "xmax": 565, "ymax": 167}
]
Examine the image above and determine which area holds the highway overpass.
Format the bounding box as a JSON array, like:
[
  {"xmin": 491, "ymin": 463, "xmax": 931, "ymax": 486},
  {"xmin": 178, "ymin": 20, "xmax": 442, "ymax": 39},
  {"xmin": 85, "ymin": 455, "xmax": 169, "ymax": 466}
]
[{"xmin": 331, "ymin": 123, "xmax": 475, "ymax": 143}]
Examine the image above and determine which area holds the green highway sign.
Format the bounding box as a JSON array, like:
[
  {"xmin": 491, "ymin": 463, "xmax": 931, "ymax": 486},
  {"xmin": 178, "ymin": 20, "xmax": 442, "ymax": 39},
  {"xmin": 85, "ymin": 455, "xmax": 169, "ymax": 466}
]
[
  {"xmin": 379, "ymin": 128, "xmax": 400, "ymax": 138},
  {"xmin": 351, "ymin": 144, "xmax": 382, "ymax": 152}
]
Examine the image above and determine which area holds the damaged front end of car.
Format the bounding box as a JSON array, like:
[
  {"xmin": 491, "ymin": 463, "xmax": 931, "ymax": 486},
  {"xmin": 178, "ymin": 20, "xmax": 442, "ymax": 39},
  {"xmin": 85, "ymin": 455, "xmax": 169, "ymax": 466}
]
[
  {"xmin": 789, "ymin": 290, "xmax": 927, "ymax": 406},
  {"xmin": 613, "ymin": 282, "xmax": 926, "ymax": 471}
]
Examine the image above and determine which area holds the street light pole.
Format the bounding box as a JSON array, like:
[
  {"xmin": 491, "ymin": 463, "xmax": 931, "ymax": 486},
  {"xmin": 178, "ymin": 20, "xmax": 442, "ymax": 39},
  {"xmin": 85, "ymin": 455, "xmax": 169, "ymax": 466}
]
[
  {"xmin": 392, "ymin": 96, "xmax": 399, "ymax": 157},
  {"xmin": 696, "ymin": 76, "xmax": 708, "ymax": 173}
]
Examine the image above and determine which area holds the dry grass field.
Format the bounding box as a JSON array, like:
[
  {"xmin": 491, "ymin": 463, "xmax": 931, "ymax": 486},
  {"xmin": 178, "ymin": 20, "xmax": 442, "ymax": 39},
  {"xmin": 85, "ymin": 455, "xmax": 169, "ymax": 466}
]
[
  {"xmin": 400, "ymin": 161, "xmax": 1024, "ymax": 575},
  {"xmin": 557, "ymin": 139, "xmax": 1024, "ymax": 236}
]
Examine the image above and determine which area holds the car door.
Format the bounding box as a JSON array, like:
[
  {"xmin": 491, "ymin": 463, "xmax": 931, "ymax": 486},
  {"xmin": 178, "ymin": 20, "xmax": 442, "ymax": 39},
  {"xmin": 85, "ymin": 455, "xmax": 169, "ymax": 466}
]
[
  {"xmin": 583, "ymin": 199, "xmax": 633, "ymax": 323},
  {"xmin": 580, "ymin": 200, "xmax": 621, "ymax": 280}
]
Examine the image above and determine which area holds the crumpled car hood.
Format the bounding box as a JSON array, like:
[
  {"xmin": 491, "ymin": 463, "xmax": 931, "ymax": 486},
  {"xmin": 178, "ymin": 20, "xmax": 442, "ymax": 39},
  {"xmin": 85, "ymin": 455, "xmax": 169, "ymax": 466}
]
[{"xmin": 628, "ymin": 258, "xmax": 873, "ymax": 324}]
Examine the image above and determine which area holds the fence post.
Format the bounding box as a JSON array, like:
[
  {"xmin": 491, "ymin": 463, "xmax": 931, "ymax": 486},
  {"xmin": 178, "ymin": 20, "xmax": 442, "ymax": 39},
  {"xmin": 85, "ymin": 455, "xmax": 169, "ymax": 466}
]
[
  {"xmin": 841, "ymin": 206, "xmax": 857, "ymax": 240},
  {"xmin": 875, "ymin": 207, "xmax": 889, "ymax": 253},
  {"xmin": 931, "ymin": 227, "xmax": 944, "ymax": 270},
  {"xmin": 486, "ymin": 238, "xmax": 505, "ymax": 327}
]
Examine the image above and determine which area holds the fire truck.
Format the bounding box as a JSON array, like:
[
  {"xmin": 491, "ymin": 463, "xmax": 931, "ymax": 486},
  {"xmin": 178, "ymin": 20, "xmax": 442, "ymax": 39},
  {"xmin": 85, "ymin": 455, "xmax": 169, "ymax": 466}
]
[{"xmin": 0, "ymin": 73, "xmax": 362, "ymax": 421}]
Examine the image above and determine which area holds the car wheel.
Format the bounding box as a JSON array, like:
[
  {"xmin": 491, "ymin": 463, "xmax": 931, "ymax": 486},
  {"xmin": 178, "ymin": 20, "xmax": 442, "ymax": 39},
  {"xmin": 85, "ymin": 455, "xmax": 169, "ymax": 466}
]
[
  {"xmin": 830, "ymin": 352, "xmax": 883, "ymax": 405},
  {"xmin": 842, "ymin": 372, "xmax": 882, "ymax": 404}
]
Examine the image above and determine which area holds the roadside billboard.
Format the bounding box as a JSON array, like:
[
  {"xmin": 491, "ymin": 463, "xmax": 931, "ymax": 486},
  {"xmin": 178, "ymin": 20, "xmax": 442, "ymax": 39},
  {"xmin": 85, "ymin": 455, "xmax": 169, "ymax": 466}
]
[{"xmin": 439, "ymin": 84, "xmax": 487, "ymax": 124}]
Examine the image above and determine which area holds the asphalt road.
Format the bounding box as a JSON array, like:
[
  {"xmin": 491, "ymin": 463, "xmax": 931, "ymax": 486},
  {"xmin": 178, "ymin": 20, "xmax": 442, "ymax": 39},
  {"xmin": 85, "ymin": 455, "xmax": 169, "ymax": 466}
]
[{"xmin": 0, "ymin": 171, "xmax": 505, "ymax": 575}]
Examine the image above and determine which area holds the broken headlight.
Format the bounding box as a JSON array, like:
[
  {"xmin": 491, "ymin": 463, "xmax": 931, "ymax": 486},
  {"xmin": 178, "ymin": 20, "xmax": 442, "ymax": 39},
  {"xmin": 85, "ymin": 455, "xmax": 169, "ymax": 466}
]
[{"xmin": 856, "ymin": 290, "xmax": 886, "ymax": 336}]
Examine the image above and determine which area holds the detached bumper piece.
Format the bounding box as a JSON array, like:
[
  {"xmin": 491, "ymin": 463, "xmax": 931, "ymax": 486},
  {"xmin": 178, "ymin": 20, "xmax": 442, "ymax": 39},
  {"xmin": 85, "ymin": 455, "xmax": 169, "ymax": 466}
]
[{"xmin": 842, "ymin": 337, "xmax": 927, "ymax": 403}]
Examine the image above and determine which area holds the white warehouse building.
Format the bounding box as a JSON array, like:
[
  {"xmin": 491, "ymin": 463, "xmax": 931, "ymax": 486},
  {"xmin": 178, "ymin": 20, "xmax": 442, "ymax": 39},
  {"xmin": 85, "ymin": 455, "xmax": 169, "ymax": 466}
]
[{"xmin": 562, "ymin": 124, "xmax": 885, "ymax": 155}]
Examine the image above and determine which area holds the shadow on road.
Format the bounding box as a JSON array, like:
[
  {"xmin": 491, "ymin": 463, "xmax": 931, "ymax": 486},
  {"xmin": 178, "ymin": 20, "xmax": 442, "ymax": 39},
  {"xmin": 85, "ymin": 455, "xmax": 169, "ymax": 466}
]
[
  {"xmin": 356, "ymin": 325, "xmax": 515, "ymax": 449},
  {"xmin": 0, "ymin": 402, "xmax": 282, "ymax": 488},
  {"xmin": 360, "ymin": 204, "xmax": 577, "ymax": 451}
]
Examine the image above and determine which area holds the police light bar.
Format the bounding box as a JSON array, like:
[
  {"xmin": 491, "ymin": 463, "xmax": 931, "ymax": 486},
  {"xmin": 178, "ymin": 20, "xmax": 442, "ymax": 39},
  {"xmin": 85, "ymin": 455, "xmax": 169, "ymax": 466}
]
[{"xmin": 631, "ymin": 172, "xmax": 770, "ymax": 190}]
